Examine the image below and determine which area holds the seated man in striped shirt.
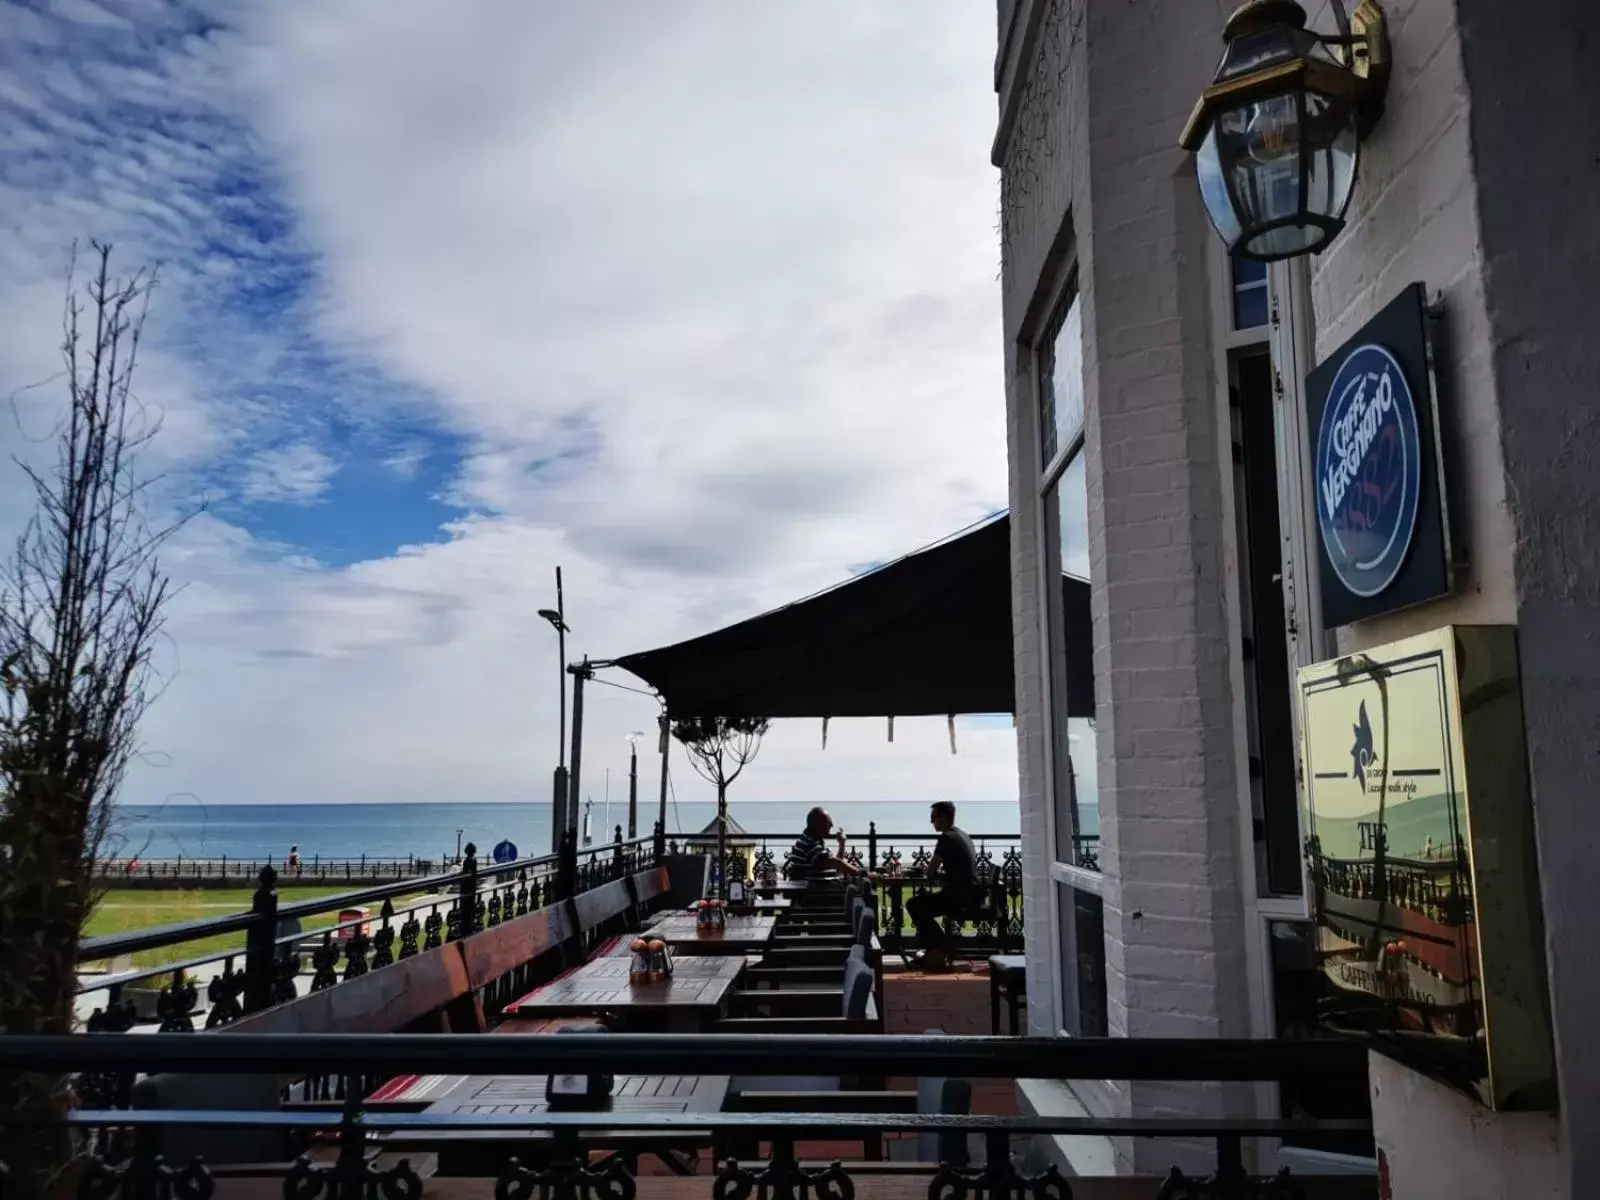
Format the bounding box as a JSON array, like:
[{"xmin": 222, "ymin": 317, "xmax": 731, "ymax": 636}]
[{"xmin": 786, "ymin": 806, "xmax": 866, "ymax": 881}]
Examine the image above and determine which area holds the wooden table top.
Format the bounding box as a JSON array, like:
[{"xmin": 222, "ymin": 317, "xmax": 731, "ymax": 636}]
[
  {"xmin": 426, "ymin": 1071, "xmax": 729, "ymax": 1118},
  {"xmin": 403, "ymin": 1073, "xmax": 730, "ymax": 1147},
  {"xmin": 646, "ymin": 913, "xmax": 776, "ymax": 954},
  {"xmin": 507, "ymin": 954, "xmax": 745, "ymax": 1016}
]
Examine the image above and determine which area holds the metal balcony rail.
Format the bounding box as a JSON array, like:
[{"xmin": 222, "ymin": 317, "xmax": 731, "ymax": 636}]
[
  {"xmin": 76, "ymin": 826, "xmax": 666, "ymax": 1028},
  {"xmin": 0, "ymin": 1034, "xmax": 1373, "ymax": 1200},
  {"xmin": 95, "ymin": 852, "xmax": 448, "ymax": 884},
  {"xmin": 682, "ymin": 825, "xmax": 1075, "ymax": 956}
]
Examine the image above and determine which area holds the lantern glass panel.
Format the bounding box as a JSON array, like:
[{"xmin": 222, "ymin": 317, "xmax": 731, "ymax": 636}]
[
  {"xmin": 1220, "ymin": 96, "xmax": 1302, "ymax": 229},
  {"xmin": 1196, "ymin": 125, "xmax": 1244, "ymax": 248},
  {"xmin": 1304, "ymin": 89, "xmax": 1360, "ymax": 220},
  {"xmin": 1219, "ymin": 27, "xmax": 1297, "ymax": 77}
]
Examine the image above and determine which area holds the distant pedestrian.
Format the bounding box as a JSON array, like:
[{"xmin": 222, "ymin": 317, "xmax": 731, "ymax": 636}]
[{"xmin": 288, "ymin": 844, "xmax": 301, "ymax": 875}]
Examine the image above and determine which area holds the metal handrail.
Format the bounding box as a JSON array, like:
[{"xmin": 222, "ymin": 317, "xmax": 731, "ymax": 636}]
[
  {"xmin": 80, "ymin": 834, "xmax": 656, "ymax": 963},
  {"xmin": 0, "ymin": 1032, "xmax": 1370, "ymax": 1083},
  {"xmin": 55, "ymin": 1109, "xmax": 1371, "ymax": 1139}
]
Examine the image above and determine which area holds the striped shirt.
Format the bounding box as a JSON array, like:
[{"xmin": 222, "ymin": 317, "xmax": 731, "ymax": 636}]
[{"xmin": 786, "ymin": 832, "xmax": 829, "ymax": 880}]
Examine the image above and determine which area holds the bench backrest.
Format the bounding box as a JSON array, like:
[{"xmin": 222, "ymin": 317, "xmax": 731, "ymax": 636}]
[
  {"xmin": 570, "ymin": 878, "xmax": 634, "ymax": 933},
  {"xmin": 224, "ymin": 899, "xmax": 579, "ymax": 1037},
  {"xmin": 223, "ymin": 942, "xmax": 473, "ymax": 1034},
  {"xmin": 457, "ymin": 903, "xmax": 576, "ymax": 994},
  {"xmin": 632, "ymin": 865, "xmax": 670, "ymax": 907},
  {"xmin": 216, "ymin": 868, "xmax": 671, "ymax": 1039}
]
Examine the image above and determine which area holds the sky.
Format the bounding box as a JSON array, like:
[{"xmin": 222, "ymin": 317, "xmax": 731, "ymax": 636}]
[{"xmin": 0, "ymin": 0, "xmax": 1017, "ymax": 816}]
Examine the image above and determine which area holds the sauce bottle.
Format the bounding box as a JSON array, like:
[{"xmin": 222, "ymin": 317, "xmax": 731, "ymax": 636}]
[{"xmin": 647, "ymin": 938, "xmax": 669, "ymax": 982}]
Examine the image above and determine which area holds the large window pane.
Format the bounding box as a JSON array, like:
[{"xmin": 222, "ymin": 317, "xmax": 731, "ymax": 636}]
[
  {"xmin": 1040, "ymin": 292, "xmax": 1084, "ymax": 463},
  {"xmin": 1048, "ymin": 451, "xmax": 1099, "ymax": 869},
  {"xmin": 1056, "ymin": 882, "xmax": 1108, "ymax": 1037}
]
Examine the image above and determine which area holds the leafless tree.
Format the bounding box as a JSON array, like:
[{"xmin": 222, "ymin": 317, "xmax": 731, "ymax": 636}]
[
  {"xmin": 670, "ymin": 714, "xmax": 769, "ymax": 897},
  {"xmin": 0, "ymin": 243, "xmax": 182, "ymax": 1196}
]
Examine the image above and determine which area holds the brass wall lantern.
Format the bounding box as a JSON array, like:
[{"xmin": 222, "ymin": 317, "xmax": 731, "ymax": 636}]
[{"xmin": 1179, "ymin": 0, "xmax": 1390, "ymax": 261}]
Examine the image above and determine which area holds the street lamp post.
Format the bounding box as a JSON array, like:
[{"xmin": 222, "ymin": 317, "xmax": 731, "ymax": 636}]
[
  {"xmin": 566, "ymin": 657, "xmax": 594, "ymax": 845},
  {"xmin": 538, "ymin": 569, "xmax": 570, "ymax": 855},
  {"xmin": 657, "ymin": 711, "xmax": 671, "ymax": 839},
  {"xmin": 625, "ymin": 732, "xmax": 644, "ymax": 840}
]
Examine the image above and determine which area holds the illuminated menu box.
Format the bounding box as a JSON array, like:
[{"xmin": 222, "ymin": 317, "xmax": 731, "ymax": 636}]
[{"xmin": 1296, "ymin": 626, "xmax": 1554, "ymax": 1111}]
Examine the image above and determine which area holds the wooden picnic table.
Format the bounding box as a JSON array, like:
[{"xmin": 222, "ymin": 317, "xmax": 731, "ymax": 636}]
[
  {"xmin": 645, "ymin": 913, "xmax": 777, "ymax": 956},
  {"xmin": 409, "ymin": 1072, "xmax": 730, "ymax": 1176},
  {"xmin": 505, "ymin": 954, "xmax": 746, "ymax": 1029}
]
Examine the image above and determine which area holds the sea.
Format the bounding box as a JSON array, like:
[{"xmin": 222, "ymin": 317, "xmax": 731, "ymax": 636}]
[{"xmin": 108, "ymin": 801, "xmax": 1024, "ymax": 863}]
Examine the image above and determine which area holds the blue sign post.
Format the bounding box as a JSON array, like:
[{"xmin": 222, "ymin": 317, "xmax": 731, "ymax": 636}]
[{"xmin": 1305, "ymin": 283, "xmax": 1450, "ymax": 626}]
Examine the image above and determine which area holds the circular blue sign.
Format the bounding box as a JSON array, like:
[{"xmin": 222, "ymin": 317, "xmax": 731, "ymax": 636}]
[
  {"xmin": 1315, "ymin": 343, "xmax": 1421, "ymax": 599},
  {"xmin": 492, "ymin": 839, "xmax": 518, "ymax": 864}
]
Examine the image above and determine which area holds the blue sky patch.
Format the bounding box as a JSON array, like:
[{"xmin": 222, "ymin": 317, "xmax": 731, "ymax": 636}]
[{"xmin": 226, "ymin": 424, "xmax": 470, "ymax": 567}]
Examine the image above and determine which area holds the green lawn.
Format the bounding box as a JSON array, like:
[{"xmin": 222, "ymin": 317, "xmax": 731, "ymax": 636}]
[{"xmin": 83, "ymin": 886, "xmax": 435, "ymax": 971}]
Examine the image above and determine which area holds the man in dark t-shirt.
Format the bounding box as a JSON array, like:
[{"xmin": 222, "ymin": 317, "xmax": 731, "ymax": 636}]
[{"xmin": 906, "ymin": 801, "xmax": 979, "ymax": 968}]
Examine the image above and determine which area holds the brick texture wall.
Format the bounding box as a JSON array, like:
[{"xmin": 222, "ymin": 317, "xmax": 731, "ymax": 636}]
[{"xmin": 996, "ymin": 0, "xmax": 1255, "ymax": 1174}]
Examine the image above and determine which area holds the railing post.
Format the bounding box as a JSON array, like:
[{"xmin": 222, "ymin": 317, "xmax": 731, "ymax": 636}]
[
  {"xmin": 459, "ymin": 844, "xmax": 479, "ymax": 936},
  {"xmin": 613, "ymin": 825, "xmax": 624, "ymax": 876},
  {"xmin": 244, "ymin": 866, "xmax": 279, "ymax": 1014},
  {"xmin": 868, "ymin": 821, "xmax": 878, "ymax": 871},
  {"xmin": 557, "ymin": 830, "xmax": 577, "ymax": 900},
  {"xmin": 653, "ymin": 820, "xmax": 666, "ymax": 865},
  {"xmin": 1215, "ymin": 1133, "xmax": 1246, "ymax": 1188}
]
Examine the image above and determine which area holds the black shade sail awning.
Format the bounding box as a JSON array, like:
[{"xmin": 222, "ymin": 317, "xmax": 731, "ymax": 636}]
[{"xmin": 613, "ymin": 514, "xmax": 1093, "ymax": 720}]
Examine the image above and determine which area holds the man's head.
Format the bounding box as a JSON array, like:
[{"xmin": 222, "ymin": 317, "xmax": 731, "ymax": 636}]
[
  {"xmin": 930, "ymin": 802, "xmax": 956, "ymax": 832},
  {"xmin": 805, "ymin": 806, "xmax": 833, "ymax": 838}
]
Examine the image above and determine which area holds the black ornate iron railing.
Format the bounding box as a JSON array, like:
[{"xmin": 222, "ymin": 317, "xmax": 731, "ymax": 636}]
[
  {"xmin": 96, "ymin": 852, "xmax": 448, "ymax": 884},
  {"xmin": 76, "ymin": 825, "xmax": 666, "ymax": 1036},
  {"xmin": 732, "ymin": 825, "xmax": 1038, "ymax": 955},
  {"xmin": 0, "ymin": 1033, "xmax": 1374, "ymax": 1200}
]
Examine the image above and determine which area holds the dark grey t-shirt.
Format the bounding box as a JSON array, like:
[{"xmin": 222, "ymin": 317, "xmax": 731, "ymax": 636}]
[{"xmin": 935, "ymin": 827, "xmax": 978, "ymax": 891}]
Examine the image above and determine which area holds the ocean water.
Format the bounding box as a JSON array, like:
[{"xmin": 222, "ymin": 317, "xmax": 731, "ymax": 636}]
[{"xmin": 108, "ymin": 801, "xmax": 1024, "ymax": 863}]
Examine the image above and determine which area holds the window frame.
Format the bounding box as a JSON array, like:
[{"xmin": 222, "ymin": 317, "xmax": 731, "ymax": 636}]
[{"xmin": 1031, "ymin": 277, "xmax": 1106, "ymax": 1037}]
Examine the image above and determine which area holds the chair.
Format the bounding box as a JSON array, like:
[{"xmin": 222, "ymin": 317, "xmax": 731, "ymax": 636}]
[
  {"xmin": 131, "ymin": 1074, "xmax": 289, "ymax": 1165},
  {"xmin": 716, "ymin": 945, "xmax": 880, "ymax": 1034},
  {"xmin": 886, "ymin": 1030, "xmax": 973, "ymax": 1166},
  {"xmin": 722, "ymin": 956, "xmax": 895, "ymax": 1159},
  {"xmin": 744, "ymin": 943, "xmax": 865, "ymax": 990},
  {"xmin": 988, "ymin": 955, "xmax": 1028, "ymax": 1035}
]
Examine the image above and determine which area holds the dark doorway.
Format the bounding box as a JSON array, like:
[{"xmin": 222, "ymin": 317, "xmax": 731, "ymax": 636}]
[{"xmin": 1230, "ymin": 351, "xmax": 1301, "ymax": 896}]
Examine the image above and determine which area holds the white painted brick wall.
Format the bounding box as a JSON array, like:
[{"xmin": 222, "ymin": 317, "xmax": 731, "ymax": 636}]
[
  {"xmin": 997, "ymin": 0, "xmax": 1255, "ymax": 1175},
  {"xmin": 1307, "ymin": 0, "xmax": 1585, "ymax": 1191}
]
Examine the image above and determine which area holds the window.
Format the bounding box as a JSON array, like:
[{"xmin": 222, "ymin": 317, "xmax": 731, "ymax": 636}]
[
  {"xmin": 1046, "ymin": 454, "xmax": 1098, "ymax": 867},
  {"xmin": 1039, "ymin": 290, "xmax": 1098, "ymax": 871},
  {"xmin": 1038, "ymin": 283, "xmax": 1108, "ymax": 1038},
  {"xmin": 1040, "ymin": 291, "xmax": 1084, "ymax": 464},
  {"xmin": 1232, "ymin": 256, "xmax": 1269, "ymax": 330},
  {"xmin": 1058, "ymin": 882, "xmax": 1108, "ymax": 1037}
]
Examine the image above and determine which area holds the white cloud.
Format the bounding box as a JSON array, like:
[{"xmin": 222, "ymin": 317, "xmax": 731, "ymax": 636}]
[
  {"xmin": 0, "ymin": 3, "xmax": 1019, "ymax": 826},
  {"xmin": 239, "ymin": 442, "xmax": 338, "ymax": 505}
]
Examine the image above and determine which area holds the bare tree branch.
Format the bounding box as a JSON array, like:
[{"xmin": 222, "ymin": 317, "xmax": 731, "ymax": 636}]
[
  {"xmin": 0, "ymin": 243, "xmax": 186, "ymax": 1196},
  {"xmin": 670, "ymin": 714, "xmax": 770, "ymax": 898}
]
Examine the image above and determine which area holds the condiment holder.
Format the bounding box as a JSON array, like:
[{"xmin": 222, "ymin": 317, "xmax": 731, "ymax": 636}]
[
  {"xmin": 694, "ymin": 898, "xmax": 727, "ymax": 936},
  {"xmin": 628, "ymin": 936, "xmax": 674, "ymax": 985}
]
